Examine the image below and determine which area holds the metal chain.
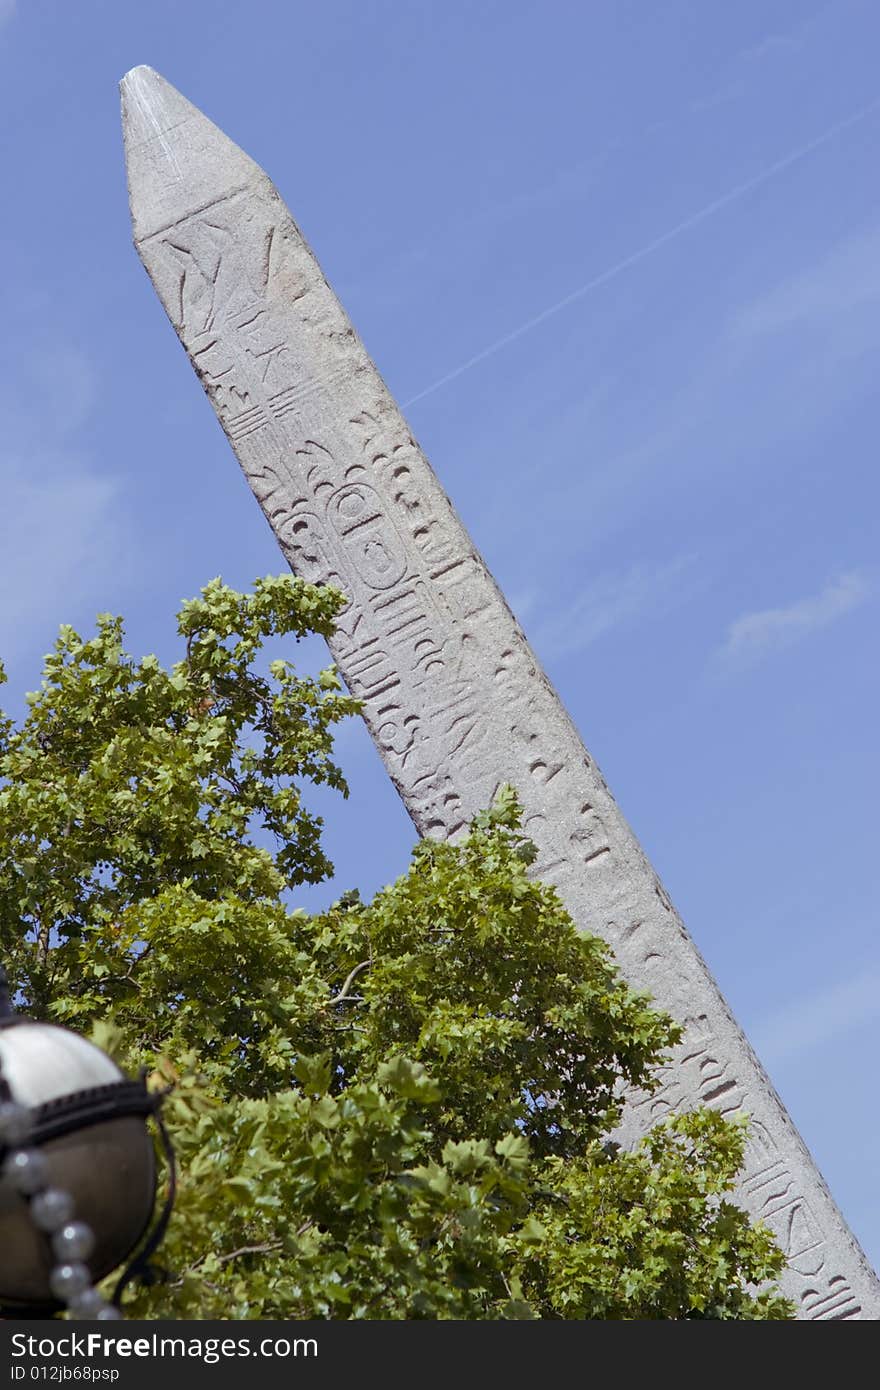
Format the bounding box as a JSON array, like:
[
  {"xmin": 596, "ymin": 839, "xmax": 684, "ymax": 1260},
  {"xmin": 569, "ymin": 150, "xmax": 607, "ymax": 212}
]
[{"xmin": 0, "ymin": 1004, "xmax": 122, "ymax": 1321}]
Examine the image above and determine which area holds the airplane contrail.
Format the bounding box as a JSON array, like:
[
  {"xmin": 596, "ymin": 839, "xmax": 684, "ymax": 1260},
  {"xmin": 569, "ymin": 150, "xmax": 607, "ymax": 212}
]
[{"xmin": 402, "ymin": 97, "xmax": 880, "ymax": 408}]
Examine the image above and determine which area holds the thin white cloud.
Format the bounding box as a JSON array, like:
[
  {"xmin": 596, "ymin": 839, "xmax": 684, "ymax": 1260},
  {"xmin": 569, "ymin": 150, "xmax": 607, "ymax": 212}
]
[
  {"xmin": 0, "ymin": 459, "xmax": 128, "ymax": 660},
  {"xmin": 732, "ymin": 225, "xmax": 880, "ymax": 340},
  {"xmin": 505, "ymin": 588, "xmax": 539, "ymax": 626},
  {"xmin": 531, "ymin": 554, "xmax": 696, "ymax": 660},
  {"xmin": 403, "ymin": 97, "xmax": 880, "ymax": 408},
  {"xmin": 0, "ymin": 339, "xmax": 134, "ymax": 670},
  {"xmin": 739, "ymin": 30, "xmax": 804, "ymax": 66},
  {"xmin": 753, "ymin": 967, "xmax": 880, "ymax": 1065},
  {"xmin": 0, "ymin": 1, "xmax": 15, "ymax": 28},
  {"xmin": 718, "ymin": 572, "xmax": 870, "ymax": 668},
  {"xmin": 690, "ymin": 25, "xmax": 807, "ymax": 114}
]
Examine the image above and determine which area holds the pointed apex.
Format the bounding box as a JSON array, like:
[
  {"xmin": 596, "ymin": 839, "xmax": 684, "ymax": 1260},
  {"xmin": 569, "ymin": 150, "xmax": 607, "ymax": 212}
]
[
  {"xmin": 120, "ymin": 63, "xmax": 160, "ymax": 89},
  {"xmin": 121, "ymin": 67, "xmax": 268, "ymax": 243}
]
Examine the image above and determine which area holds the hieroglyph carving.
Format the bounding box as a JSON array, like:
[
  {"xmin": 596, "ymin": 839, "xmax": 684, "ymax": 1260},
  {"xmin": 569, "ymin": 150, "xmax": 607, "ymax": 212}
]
[{"xmin": 122, "ymin": 67, "xmax": 880, "ymax": 1317}]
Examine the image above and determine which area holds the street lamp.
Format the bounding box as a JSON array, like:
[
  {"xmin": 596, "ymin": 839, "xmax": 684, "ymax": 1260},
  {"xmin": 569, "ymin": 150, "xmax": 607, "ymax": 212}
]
[{"xmin": 0, "ymin": 966, "xmax": 175, "ymax": 1318}]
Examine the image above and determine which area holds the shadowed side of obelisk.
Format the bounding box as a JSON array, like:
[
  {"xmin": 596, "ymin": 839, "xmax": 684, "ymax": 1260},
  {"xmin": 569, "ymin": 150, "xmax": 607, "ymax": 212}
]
[{"xmin": 121, "ymin": 66, "xmax": 880, "ymax": 1319}]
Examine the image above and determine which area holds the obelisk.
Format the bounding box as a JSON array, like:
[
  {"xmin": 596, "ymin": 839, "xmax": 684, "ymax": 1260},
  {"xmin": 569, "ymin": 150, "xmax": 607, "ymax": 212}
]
[{"xmin": 121, "ymin": 66, "xmax": 880, "ymax": 1318}]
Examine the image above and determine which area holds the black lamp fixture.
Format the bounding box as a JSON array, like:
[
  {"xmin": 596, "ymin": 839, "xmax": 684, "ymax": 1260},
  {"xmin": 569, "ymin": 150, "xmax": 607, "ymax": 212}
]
[{"xmin": 0, "ymin": 965, "xmax": 176, "ymax": 1318}]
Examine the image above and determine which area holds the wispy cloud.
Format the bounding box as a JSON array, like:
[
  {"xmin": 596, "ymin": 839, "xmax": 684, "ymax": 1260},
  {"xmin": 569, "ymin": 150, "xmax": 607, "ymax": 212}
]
[
  {"xmin": 0, "ymin": 339, "xmax": 134, "ymax": 670},
  {"xmin": 530, "ymin": 553, "xmax": 697, "ymax": 660},
  {"xmin": 342, "ymin": 143, "xmax": 613, "ymax": 317},
  {"xmin": 732, "ymin": 224, "xmax": 880, "ymax": 340},
  {"xmin": 689, "ymin": 23, "xmax": 807, "ymax": 115},
  {"xmin": 404, "ymin": 97, "xmax": 880, "ymax": 407},
  {"xmin": 0, "ymin": 460, "xmax": 126, "ymax": 660},
  {"xmin": 0, "ymin": 1, "xmax": 15, "ymax": 29},
  {"xmin": 739, "ymin": 29, "xmax": 805, "ymax": 67},
  {"xmin": 752, "ymin": 966, "xmax": 880, "ymax": 1065},
  {"xmin": 717, "ymin": 572, "xmax": 870, "ymax": 669}
]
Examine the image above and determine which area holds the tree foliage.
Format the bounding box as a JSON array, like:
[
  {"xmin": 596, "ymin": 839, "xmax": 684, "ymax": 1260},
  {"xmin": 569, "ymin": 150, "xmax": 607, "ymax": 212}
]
[{"xmin": 0, "ymin": 577, "xmax": 793, "ymax": 1319}]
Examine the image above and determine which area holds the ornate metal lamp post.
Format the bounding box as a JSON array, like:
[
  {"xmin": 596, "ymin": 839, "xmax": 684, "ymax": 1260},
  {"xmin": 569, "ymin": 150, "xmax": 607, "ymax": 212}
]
[{"xmin": 0, "ymin": 966, "xmax": 175, "ymax": 1318}]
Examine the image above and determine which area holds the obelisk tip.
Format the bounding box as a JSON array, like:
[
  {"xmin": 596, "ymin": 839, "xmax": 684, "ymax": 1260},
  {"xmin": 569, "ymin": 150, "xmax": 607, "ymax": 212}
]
[
  {"xmin": 121, "ymin": 67, "xmax": 267, "ymax": 244},
  {"xmin": 119, "ymin": 65, "xmax": 177, "ymax": 130},
  {"xmin": 120, "ymin": 63, "xmax": 158, "ymax": 90},
  {"xmin": 121, "ymin": 66, "xmax": 181, "ymax": 151}
]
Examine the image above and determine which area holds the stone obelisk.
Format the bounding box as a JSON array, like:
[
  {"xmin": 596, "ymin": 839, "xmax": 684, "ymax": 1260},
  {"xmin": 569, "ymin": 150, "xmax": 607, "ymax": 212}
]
[{"xmin": 121, "ymin": 66, "xmax": 880, "ymax": 1318}]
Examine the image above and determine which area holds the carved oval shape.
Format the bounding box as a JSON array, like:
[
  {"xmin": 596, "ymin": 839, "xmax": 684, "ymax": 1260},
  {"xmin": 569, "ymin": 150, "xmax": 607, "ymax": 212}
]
[{"xmin": 326, "ymin": 483, "xmax": 407, "ymax": 590}]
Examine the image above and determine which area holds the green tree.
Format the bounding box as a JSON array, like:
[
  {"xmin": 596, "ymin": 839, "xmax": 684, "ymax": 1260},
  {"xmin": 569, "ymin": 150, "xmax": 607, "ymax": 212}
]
[{"xmin": 0, "ymin": 577, "xmax": 792, "ymax": 1319}]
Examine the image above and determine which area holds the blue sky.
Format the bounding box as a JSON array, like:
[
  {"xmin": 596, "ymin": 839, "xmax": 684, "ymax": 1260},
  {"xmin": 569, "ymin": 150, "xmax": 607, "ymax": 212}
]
[{"xmin": 1, "ymin": 2, "xmax": 878, "ymax": 1268}]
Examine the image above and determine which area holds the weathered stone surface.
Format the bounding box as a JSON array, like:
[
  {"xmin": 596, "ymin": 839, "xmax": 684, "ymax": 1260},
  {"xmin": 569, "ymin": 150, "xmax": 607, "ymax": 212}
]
[{"xmin": 121, "ymin": 66, "xmax": 880, "ymax": 1318}]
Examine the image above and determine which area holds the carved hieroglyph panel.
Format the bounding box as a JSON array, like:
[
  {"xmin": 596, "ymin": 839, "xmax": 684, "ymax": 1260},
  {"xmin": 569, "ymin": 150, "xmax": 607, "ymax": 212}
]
[{"xmin": 122, "ymin": 67, "xmax": 880, "ymax": 1317}]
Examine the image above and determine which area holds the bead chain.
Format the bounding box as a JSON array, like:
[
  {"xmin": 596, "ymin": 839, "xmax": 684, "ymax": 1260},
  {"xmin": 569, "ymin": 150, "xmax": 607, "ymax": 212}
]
[{"xmin": 0, "ymin": 1078, "xmax": 122, "ymax": 1319}]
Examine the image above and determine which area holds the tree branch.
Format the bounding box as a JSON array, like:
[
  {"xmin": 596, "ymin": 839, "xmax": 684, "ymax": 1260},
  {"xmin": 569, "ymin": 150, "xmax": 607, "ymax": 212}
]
[{"xmin": 328, "ymin": 958, "xmax": 371, "ymax": 1006}]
